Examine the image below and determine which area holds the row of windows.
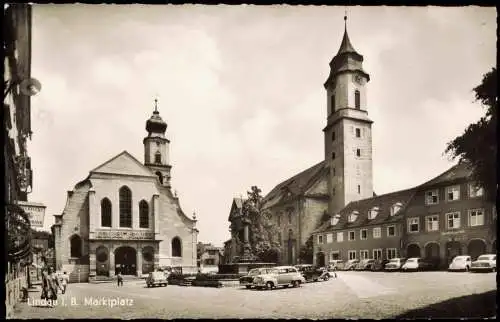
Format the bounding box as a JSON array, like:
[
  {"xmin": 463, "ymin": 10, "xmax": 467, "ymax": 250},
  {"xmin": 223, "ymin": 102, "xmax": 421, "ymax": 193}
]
[
  {"xmin": 331, "ymin": 148, "xmax": 363, "ymax": 161},
  {"xmin": 329, "ymin": 203, "xmax": 403, "ymax": 226},
  {"xmin": 331, "ymin": 127, "xmax": 364, "ymax": 142},
  {"xmin": 330, "ymin": 90, "xmax": 361, "ymax": 113},
  {"xmin": 344, "ymin": 248, "xmax": 399, "ymax": 260},
  {"xmin": 101, "ymin": 186, "xmax": 150, "ymax": 229},
  {"xmin": 317, "ymin": 225, "xmax": 397, "ymax": 244},
  {"xmin": 425, "ymin": 183, "xmax": 484, "ymax": 205},
  {"xmin": 407, "ymin": 209, "xmax": 485, "ymax": 233}
]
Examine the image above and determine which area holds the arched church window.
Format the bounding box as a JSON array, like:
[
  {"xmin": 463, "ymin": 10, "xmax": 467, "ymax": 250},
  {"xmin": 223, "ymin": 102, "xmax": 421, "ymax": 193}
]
[
  {"xmin": 330, "ymin": 94, "xmax": 336, "ymax": 113},
  {"xmin": 139, "ymin": 200, "xmax": 149, "ymax": 228},
  {"xmin": 101, "ymin": 198, "xmax": 112, "ymax": 227},
  {"xmin": 332, "ymin": 131, "xmax": 336, "ymax": 141},
  {"xmin": 70, "ymin": 235, "xmax": 82, "ymax": 258},
  {"xmin": 332, "ymin": 152, "xmax": 336, "ymax": 160},
  {"xmin": 355, "ymin": 90, "xmax": 361, "ymax": 109},
  {"xmin": 155, "ymin": 152, "xmax": 162, "ymax": 164},
  {"xmin": 172, "ymin": 237, "xmax": 182, "ymax": 257},
  {"xmin": 155, "ymin": 171, "xmax": 163, "ymax": 185},
  {"xmin": 119, "ymin": 186, "xmax": 132, "ymax": 228}
]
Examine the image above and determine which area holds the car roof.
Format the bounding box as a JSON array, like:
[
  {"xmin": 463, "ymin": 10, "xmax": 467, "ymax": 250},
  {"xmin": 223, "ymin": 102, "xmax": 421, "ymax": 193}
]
[
  {"xmin": 477, "ymin": 254, "xmax": 496, "ymax": 257},
  {"xmin": 274, "ymin": 266, "xmax": 296, "ymax": 269}
]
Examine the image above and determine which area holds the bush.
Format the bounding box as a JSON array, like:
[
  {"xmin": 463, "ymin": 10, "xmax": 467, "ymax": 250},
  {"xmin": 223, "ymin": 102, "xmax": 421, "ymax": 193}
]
[
  {"xmin": 195, "ymin": 274, "xmax": 242, "ymax": 281},
  {"xmin": 192, "ymin": 280, "xmax": 222, "ymax": 288}
]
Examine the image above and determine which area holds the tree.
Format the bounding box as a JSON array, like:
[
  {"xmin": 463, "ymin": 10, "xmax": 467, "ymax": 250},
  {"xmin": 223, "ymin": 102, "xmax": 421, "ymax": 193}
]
[
  {"xmin": 242, "ymin": 186, "xmax": 281, "ymax": 262},
  {"xmin": 299, "ymin": 235, "xmax": 314, "ymax": 264},
  {"xmin": 445, "ymin": 67, "xmax": 497, "ymax": 202}
]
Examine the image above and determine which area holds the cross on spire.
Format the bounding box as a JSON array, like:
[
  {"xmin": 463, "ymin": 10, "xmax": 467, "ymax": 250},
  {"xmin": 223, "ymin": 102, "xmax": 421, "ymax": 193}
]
[
  {"xmin": 154, "ymin": 97, "xmax": 158, "ymax": 113},
  {"xmin": 344, "ymin": 8, "xmax": 348, "ymax": 30}
]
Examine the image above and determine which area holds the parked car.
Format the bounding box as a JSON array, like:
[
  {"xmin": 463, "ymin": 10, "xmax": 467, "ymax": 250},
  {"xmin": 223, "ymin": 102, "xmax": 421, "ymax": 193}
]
[
  {"xmin": 470, "ymin": 254, "xmax": 497, "ymax": 272},
  {"xmin": 328, "ymin": 260, "xmax": 345, "ymax": 271},
  {"xmin": 146, "ymin": 271, "xmax": 168, "ymax": 287},
  {"xmin": 354, "ymin": 259, "xmax": 375, "ymax": 271},
  {"xmin": 295, "ymin": 265, "xmax": 330, "ymax": 282},
  {"xmin": 343, "ymin": 259, "xmax": 360, "ymax": 271},
  {"xmin": 401, "ymin": 258, "xmax": 435, "ymax": 271},
  {"xmin": 252, "ymin": 266, "xmax": 306, "ymax": 290},
  {"xmin": 371, "ymin": 259, "xmax": 389, "ymax": 271},
  {"xmin": 239, "ymin": 267, "xmax": 274, "ymax": 289},
  {"xmin": 384, "ymin": 258, "xmax": 407, "ymax": 271},
  {"xmin": 448, "ymin": 255, "xmax": 472, "ymax": 272}
]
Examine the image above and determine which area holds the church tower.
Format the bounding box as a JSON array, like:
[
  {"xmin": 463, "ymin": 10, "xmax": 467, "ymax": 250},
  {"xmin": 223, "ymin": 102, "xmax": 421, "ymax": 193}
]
[
  {"xmin": 323, "ymin": 15, "xmax": 374, "ymax": 215},
  {"xmin": 144, "ymin": 99, "xmax": 172, "ymax": 188}
]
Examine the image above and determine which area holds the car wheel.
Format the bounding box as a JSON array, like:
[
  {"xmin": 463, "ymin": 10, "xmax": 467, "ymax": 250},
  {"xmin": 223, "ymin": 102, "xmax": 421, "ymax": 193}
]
[
  {"xmin": 147, "ymin": 284, "xmax": 150, "ymax": 288},
  {"xmin": 324, "ymin": 275, "xmax": 330, "ymax": 281},
  {"xmin": 492, "ymin": 267, "xmax": 496, "ymax": 272},
  {"xmin": 292, "ymin": 280, "xmax": 300, "ymax": 288},
  {"xmin": 465, "ymin": 266, "xmax": 469, "ymax": 272},
  {"xmin": 265, "ymin": 282, "xmax": 274, "ymax": 290},
  {"xmin": 245, "ymin": 285, "xmax": 251, "ymax": 289}
]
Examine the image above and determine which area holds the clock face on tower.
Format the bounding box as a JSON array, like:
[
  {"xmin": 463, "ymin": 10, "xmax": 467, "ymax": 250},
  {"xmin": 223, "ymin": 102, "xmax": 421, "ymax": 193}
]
[{"xmin": 353, "ymin": 74, "xmax": 363, "ymax": 85}]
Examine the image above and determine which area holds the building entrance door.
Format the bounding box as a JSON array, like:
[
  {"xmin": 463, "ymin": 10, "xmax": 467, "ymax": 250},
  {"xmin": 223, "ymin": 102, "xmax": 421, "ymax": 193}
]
[{"xmin": 115, "ymin": 246, "xmax": 137, "ymax": 275}]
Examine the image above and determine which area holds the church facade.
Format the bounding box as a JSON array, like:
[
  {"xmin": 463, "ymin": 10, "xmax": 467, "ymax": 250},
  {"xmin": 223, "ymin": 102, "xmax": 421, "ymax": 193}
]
[{"xmin": 52, "ymin": 104, "xmax": 198, "ymax": 281}]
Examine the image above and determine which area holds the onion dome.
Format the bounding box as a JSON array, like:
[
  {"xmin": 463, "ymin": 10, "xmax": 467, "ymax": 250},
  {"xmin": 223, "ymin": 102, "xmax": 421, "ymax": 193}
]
[{"xmin": 146, "ymin": 98, "xmax": 167, "ymax": 134}]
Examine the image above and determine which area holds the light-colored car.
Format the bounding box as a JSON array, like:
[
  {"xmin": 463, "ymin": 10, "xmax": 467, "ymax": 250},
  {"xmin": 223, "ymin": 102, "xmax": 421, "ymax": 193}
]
[
  {"xmin": 343, "ymin": 259, "xmax": 360, "ymax": 270},
  {"xmin": 401, "ymin": 258, "xmax": 434, "ymax": 271},
  {"xmin": 470, "ymin": 254, "xmax": 496, "ymax": 272},
  {"xmin": 239, "ymin": 268, "xmax": 274, "ymax": 289},
  {"xmin": 252, "ymin": 266, "xmax": 306, "ymax": 290},
  {"xmin": 146, "ymin": 271, "xmax": 168, "ymax": 287},
  {"xmin": 355, "ymin": 259, "xmax": 375, "ymax": 271},
  {"xmin": 384, "ymin": 258, "xmax": 407, "ymax": 271},
  {"xmin": 448, "ymin": 255, "xmax": 472, "ymax": 271}
]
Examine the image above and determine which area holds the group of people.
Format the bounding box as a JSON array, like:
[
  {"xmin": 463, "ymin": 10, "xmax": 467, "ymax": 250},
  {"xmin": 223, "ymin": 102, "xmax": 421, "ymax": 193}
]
[{"xmin": 40, "ymin": 266, "xmax": 69, "ymax": 308}]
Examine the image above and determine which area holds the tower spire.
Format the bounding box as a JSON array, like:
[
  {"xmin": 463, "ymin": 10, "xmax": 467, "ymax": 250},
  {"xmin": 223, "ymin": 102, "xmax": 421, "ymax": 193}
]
[
  {"xmin": 154, "ymin": 97, "xmax": 159, "ymax": 113},
  {"xmin": 344, "ymin": 8, "xmax": 347, "ymax": 31}
]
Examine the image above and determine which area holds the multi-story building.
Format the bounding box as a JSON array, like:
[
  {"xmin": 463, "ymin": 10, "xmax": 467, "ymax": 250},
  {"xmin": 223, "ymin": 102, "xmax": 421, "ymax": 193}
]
[
  {"xmin": 198, "ymin": 243, "xmax": 224, "ymax": 272},
  {"xmin": 4, "ymin": 3, "xmax": 40, "ymax": 317},
  {"xmin": 52, "ymin": 103, "xmax": 198, "ymax": 282},
  {"xmin": 313, "ymin": 188, "xmax": 415, "ymax": 266},
  {"xmin": 402, "ymin": 162, "xmax": 496, "ymax": 266}
]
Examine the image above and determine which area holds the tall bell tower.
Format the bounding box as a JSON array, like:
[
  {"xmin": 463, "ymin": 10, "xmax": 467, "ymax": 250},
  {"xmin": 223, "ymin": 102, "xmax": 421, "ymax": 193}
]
[
  {"xmin": 323, "ymin": 15, "xmax": 374, "ymax": 215},
  {"xmin": 144, "ymin": 98, "xmax": 172, "ymax": 188}
]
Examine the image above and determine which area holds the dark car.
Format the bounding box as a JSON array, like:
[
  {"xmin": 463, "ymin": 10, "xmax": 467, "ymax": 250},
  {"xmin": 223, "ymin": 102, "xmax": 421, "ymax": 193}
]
[
  {"xmin": 239, "ymin": 268, "xmax": 274, "ymax": 289},
  {"xmin": 371, "ymin": 259, "xmax": 389, "ymax": 271},
  {"xmin": 354, "ymin": 259, "xmax": 375, "ymax": 271},
  {"xmin": 295, "ymin": 265, "xmax": 330, "ymax": 282}
]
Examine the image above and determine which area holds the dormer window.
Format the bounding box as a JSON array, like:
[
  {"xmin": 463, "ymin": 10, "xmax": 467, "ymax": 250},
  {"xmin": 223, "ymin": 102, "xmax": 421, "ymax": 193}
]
[
  {"xmin": 330, "ymin": 214, "xmax": 340, "ymax": 226},
  {"xmin": 368, "ymin": 207, "xmax": 379, "ymax": 220},
  {"xmin": 390, "ymin": 202, "xmax": 403, "ymax": 216},
  {"xmin": 348, "ymin": 211, "xmax": 359, "ymax": 223}
]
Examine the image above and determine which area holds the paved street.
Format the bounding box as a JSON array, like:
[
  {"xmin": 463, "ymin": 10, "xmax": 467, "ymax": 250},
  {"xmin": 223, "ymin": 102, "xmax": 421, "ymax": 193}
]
[{"xmin": 12, "ymin": 271, "xmax": 496, "ymax": 319}]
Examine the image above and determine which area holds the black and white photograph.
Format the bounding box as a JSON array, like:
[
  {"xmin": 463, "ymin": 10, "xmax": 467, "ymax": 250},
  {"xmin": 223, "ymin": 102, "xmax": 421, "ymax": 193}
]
[{"xmin": 4, "ymin": 3, "xmax": 497, "ymax": 319}]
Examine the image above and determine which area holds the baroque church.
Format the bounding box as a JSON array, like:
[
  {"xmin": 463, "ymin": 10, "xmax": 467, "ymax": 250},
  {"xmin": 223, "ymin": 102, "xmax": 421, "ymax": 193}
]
[
  {"xmin": 225, "ymin": 17, "xmax": 376, "ymax": 265},
  {"xmin": 52, "ymin": 101, "xmax": 198, "ymax": 281}
]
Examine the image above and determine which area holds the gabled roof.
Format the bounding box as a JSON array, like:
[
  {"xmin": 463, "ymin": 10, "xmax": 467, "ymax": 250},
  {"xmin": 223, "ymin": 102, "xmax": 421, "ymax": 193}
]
[
  {"xmin": 417, "ymin": 162, "xmax": 473, "ymax": 189},
  {"xmin": 314, "ymin": 187, "xmax": 417, "ymax": 233},
  {"xmin": 262, "ymin": 161, "xmax": 326, "ymax": 208},
  {"xmin": 90, "ymin": 150, "xmax": 156, "ymax": 178}
]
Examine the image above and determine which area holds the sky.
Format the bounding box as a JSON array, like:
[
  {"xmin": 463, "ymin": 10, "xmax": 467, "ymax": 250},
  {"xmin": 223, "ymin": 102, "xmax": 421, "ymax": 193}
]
[{"xmin": 28, "ymin": 5, "xmax": 496, "ymax": 246}]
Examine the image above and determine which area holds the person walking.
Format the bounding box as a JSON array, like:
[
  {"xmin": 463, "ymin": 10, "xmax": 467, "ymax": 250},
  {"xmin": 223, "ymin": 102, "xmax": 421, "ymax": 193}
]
[
  {"xmin": 42, "ymin": 267, "xmax": 60, "ymax": 307},
  {"xmin": 60, "ymin": 272, "xmax": 69, "ymax": 294},
  {"xmin": 117, "ymin": 271, "xmax": 123, "ymax": 287}
]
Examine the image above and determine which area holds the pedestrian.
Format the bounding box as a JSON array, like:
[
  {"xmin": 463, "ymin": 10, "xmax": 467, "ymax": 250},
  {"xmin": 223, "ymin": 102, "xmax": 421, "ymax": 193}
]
[
  {"xmin": 42, "ymin": 267, "xmax": 60, "ymax": 307},
  {"xmin": 61, "ymin": 271, "xmax": 69, "ymax": 294},
  {"xmin": 117, "ymin": 271, "xmax": 123, "ymax": 287}
]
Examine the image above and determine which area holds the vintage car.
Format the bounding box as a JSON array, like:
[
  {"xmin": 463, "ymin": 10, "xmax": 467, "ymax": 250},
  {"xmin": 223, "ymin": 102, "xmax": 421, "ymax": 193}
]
[
  {"xmin": 295, "ymin": 265, "xmax": 330, "ymax": 282},
  {"xmin": 401, "ymin": 258, "xmax": 435, "ymax": 271},
  {"xmin": 328, "ymin": 260, "xmax": 345, "ymax": 271},
  {"xmin": 239, "ymin": 267, "xmax": 274, "ymax": 289},
  {"xmin": 470, "ymin": 254, "xmax": 497, "ymax": 272},
  {"xmin": 252, "ymin": 266, "xmax": 306, "ymax": 290},
  {"xmin": 354, "ymin": 259, "xmax": 375, "ymax": 271},
  {"xmin": 146, "ymin": 271, "xmax": 168, "ymax": 287},
  {"xmin": 448, "ymin": 255, "xmax": 472, "ymax": 272},
  {"xmin": 343, "ymin": 259, "xmax": 360, "ymax": 271},
  {"xmin": 371, "ymin": 259, "xmax": 390, "ymax": 271},
  {"xmin": 384, "ymin": 258, "xmax": 407, "ymax": 271}
]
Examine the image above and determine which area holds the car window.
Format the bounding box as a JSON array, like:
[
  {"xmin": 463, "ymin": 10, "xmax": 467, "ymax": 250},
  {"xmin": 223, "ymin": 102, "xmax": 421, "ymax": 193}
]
[
  {"xmin": 477, "ymin": 256, "xmax": 490, "ymax": 261},
  {"xmin": 287, "ymin": 268, "xmax": 297, "ymax": 273},
  {"xmin": 278, "ymin": 268, "xmax": 287, "ymax": 274}
]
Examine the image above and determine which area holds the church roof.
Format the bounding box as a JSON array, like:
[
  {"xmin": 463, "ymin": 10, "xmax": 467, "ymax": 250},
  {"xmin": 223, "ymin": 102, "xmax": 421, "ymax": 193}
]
[
  {"xmin": 90, "ymin": 150, "xmax": 156, "ymax": 177},
  {"xmin": 417, "ymin": 162, "xmax": 473, "ymax": 188},
  {"xmin": 263, "ymin": 161, "xmax": 326, "ymax": 207},
  {"xmin": 337, "ymin": 27, "xmax": 359, "ymax": 56},
  {"xmin": 314, "ymin": 187, "xmax": 417, "ymax": 233}
]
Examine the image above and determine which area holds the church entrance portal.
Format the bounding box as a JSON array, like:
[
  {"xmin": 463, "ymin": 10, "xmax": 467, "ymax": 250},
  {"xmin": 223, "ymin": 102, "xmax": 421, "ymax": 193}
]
[{"xmin": 115, "ymin": 246, "xmax": 137, "ymax": 275}]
